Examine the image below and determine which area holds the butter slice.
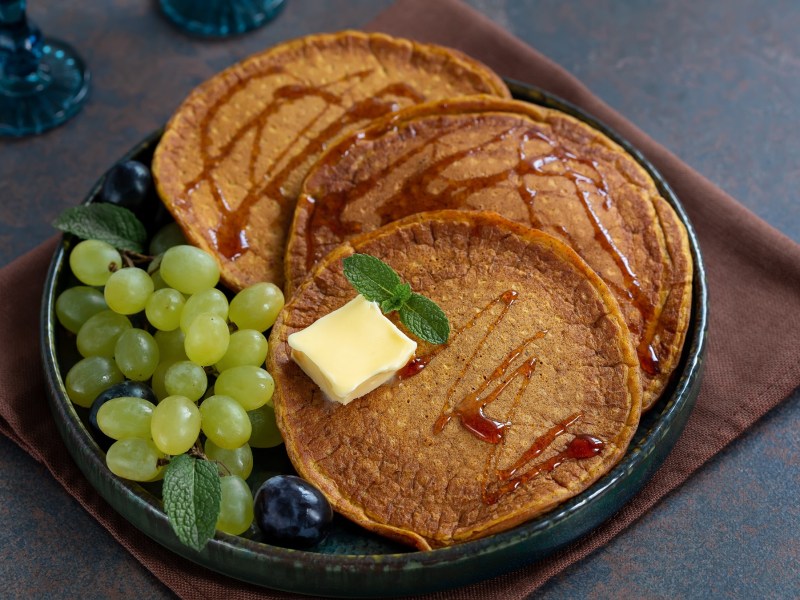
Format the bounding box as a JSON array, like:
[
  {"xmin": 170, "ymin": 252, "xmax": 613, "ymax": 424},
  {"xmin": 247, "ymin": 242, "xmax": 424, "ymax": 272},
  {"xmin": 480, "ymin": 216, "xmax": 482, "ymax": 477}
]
[{"xmin": 288, "ymin": 295, "xmax": 417, "ymax": 405}]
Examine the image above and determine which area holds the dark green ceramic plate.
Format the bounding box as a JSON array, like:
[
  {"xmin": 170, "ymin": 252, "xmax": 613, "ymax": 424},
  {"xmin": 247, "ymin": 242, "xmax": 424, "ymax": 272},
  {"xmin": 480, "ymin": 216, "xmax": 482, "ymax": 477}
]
[{"xmin": 40, "ymin": 80, "xmax": 708, "ymax": 598}]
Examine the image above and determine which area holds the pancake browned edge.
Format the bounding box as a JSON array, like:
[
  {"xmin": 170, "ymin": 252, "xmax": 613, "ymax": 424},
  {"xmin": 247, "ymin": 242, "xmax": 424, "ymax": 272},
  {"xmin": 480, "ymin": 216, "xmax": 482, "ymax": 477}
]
[
  {"xmin": 151, "ymin": 30, "xmax": 510, "ymax": 292},
  {"xmin": 286, "ymin": 96, "xmax": 693, "ymax": 410},
  {"xmin": 269, "ymin": 210, "xmax": 642, "ymax": 550}
]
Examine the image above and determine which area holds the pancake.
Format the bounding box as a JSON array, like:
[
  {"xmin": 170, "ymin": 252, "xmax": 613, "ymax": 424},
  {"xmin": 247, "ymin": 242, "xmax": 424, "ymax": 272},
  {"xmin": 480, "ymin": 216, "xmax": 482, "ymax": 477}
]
[
  {"xmin": 286, "ymin": 97, "xmax": 693, "ymax": 409},
  {"xmin": 269, "ymin": 210, "xmax": 642, "ymax": 550},
  {"xmin": 151, "ymin": 31, "xmax": 510, "ymax": 291}
]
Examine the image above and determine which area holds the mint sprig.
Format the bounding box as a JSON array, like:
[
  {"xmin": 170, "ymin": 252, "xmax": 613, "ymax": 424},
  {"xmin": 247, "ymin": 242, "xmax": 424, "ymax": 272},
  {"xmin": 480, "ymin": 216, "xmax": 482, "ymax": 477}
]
[
  {"xmin": 162, "ymin": 454, "xmax": 221, "ymax": 552},
  {"xmin": 381, "ymin": 282, "xmax": 411, "ymax": 314},
  {"xmin": 342, "ymin": 253, "xmax": 450, "ymax": 344},
  {"xmin": 53, "ymin": 203, "xmax": 147, "ymax": 252}
]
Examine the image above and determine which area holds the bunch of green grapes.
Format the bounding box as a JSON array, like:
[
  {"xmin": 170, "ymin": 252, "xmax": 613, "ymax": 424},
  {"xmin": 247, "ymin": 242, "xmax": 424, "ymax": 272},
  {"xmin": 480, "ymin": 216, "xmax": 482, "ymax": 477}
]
[{"xmin": 57, "ymin": 232, "xmax": 285, "ymax": 535}]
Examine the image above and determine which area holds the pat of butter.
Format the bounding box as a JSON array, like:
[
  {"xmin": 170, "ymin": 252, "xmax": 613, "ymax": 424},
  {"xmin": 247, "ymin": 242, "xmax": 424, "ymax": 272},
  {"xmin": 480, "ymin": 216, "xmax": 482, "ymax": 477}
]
[{"xmin": 288, "ymin": 294, "xmax": 417, "ymax": 405}]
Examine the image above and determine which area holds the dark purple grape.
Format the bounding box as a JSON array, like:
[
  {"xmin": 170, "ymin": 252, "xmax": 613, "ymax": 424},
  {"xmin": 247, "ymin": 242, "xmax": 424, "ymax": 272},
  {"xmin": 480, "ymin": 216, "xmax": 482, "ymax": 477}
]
[
  {"xmin": 100, "ymin": 160, "xmax": 152, "ymax": 212},
  {"xmin": 254, "ymin": 475, "xmax": 333, "ymax": 549},
  {"xmin": 89, "ymin": 381, "xmax": 157, "ymax": 450}
]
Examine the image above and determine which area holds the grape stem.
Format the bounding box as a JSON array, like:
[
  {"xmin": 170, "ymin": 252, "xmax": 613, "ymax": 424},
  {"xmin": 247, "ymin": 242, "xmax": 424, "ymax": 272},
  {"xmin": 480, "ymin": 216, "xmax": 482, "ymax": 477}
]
[
  {"xmin": 187, "ymin": 440, "xmax": 208, "ymax": 460},
  {"xmin": 156, "ymin": 443, "xmax": 216, "ymax": 469},
  {"xmin": 212, "ymin": 460, "xmax": 232, "ymax": 477},
  {"xmin": 122, "ymin": 250, "xmax": 155, "ymax": 267},
  {"xmin": 186, "ymin": 441, "xmax": 230, "ymax": 476}
]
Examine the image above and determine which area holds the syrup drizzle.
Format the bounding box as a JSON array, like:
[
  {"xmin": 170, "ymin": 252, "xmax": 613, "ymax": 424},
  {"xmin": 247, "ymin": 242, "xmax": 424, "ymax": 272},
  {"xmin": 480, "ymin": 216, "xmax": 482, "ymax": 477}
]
[
  {"xmin": 482, "ymin": 427, "xmax": 604, "ymax": 505},
  {"xmin": 304, "ymin": 120, "xmax": 523, "ymax": 273},
  {"xmin": 400, "ymin": 289, "xmax": 605, "ymax": 505},
  {"xmin": 396, "ymin": 355, "xmax": 433, "ymax": 380},
  {"xmin": 495, "ymin": 412, "xmax": 583, "ymax": 481},
  {"xmin": 426, "ymin": 289, "xmax": 545, "ymax": 445},
  {"xmin": 180, "ymin": 66, "xmax": 430, "ymax": 261},
  {"xmin": 304, "ymin": 113, "xmax": 662, "ymax": 373},
  {"xmin": 432, "ymin": 290, "xmax": 525, "ymax": 438},
  {"xmin": 433, "ymin": 335, "xmax": 543, "ymax": 444}
]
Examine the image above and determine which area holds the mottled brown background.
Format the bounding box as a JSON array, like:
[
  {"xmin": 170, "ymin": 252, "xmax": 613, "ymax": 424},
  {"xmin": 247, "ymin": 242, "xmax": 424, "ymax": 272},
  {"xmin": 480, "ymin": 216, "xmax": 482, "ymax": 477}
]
[{"xmin": 1, "ymin": 1, "xmax": 798, "ymax": 598}]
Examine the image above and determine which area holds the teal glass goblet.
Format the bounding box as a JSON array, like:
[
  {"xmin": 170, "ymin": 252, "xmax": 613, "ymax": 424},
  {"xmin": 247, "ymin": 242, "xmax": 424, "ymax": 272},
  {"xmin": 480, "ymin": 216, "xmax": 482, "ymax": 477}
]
[
  {"xmin": 159, "ymin": 0, "xmax": 286, "ymax": 37},
  {"xmin": 0, "ymin": 0, "xmax": 90, "ymax": 137}
]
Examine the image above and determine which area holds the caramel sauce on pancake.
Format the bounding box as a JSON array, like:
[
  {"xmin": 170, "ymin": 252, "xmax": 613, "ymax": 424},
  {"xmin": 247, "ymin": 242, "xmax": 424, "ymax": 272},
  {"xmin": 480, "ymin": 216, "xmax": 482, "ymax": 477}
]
[
  {"xmin": 287, "ymin": 97, "xmax": 693, "ymax": 409},
  {"xmin": 152, "ymin": 32, "xmax": 509, "ymax": 290},
  {"xmin": 400, "ymin": 292, "xmax": 604, "ymax": 506},
  {"xmin": 270, "ymin": 211, "xmax": 641, "ymax": 550}
]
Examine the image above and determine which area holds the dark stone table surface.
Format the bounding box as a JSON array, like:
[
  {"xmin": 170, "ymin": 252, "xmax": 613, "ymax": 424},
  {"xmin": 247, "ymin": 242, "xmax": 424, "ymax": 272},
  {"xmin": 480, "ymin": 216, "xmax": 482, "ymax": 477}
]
[{"xmin": 1, "ymin": 1, "xmax": 798, "ymax": 598}]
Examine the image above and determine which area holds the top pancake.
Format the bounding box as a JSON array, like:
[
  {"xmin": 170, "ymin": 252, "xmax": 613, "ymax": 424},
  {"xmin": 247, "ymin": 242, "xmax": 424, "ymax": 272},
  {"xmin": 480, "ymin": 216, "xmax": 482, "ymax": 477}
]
[
  {"xmin": 151, "ymin": 31, "xmax": 510, "ymax": 291},
  {"xmin": 269, "ymin": 210, "xmax": 641, "ymax": 550},
  {"xmin": 286, "ymin": 97, "xmax": 693, "ymax": 409}
]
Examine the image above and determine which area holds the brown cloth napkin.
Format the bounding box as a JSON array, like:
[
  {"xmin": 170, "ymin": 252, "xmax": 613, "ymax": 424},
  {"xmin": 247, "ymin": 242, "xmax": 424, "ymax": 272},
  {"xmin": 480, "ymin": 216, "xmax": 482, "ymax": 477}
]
[{"xmin": 3, "ymin": 0, "xmax": 800, "ymax": 598}]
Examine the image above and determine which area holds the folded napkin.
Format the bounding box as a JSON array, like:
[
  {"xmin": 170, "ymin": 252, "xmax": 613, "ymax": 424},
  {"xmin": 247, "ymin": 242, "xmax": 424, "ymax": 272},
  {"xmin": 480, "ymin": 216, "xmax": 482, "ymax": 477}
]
[{"xmin": 2, "ymin": 0, "xmax": 799, "ymax": 598}]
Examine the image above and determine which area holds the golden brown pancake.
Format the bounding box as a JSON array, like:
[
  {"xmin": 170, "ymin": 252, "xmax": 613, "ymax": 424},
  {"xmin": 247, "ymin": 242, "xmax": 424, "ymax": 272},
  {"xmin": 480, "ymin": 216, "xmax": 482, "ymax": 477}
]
[
  {"xmin": 286, "ymin": 97, "xmax": 693, "ymax": 409},
  {"xmin": 151, "ymin": 31, "xmax": 510, "ymax": 291},
  {"xmin": 270, "ymin": 210, "xmax": 641, "ymax": 550}
]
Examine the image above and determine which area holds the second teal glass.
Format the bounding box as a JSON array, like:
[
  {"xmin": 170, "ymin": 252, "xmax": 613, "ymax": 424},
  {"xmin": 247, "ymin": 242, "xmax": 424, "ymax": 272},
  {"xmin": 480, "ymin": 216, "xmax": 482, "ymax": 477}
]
[{"xmin": 159, "ymin": 0, "xmax": 286, "ymax": 37}]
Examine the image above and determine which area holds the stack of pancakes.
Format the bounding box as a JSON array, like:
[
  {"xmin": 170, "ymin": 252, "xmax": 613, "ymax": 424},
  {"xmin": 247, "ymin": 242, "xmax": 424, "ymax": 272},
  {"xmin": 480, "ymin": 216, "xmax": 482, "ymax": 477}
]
[{"xmin": 152, "ymin": 31, "xmax": 692, "ymax": 550}]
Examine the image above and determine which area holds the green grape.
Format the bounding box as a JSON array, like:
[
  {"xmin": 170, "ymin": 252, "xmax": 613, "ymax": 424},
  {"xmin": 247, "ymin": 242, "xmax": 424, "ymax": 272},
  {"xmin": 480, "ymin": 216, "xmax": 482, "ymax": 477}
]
[
  {"xmin": 114, "ymin": 328, "xmax": 159, "ymax": 381},
  {"xmin": 216, "ymin": 475, "xmax": 254, "ymax": 535},
  {"xmin": 228, "ymin": 282, "xmax": 284, "ymax": 332},
  {"xmin": 104, "ymin": 267, "xmax": 154, "ymax": 315},
  {"xmin": 179, "ymin": 288, "xmax": 228, "ymax": 332},
  {"xmin": 199, "ymin": 395, "xmax": 252, "ymax": 449},
  {"xmin": 55, "ymin": 286, "xmax": 108, "ymax": 334},
  {"xmin": 96, "ymin": 397, "xmax": 155, "ymax": 440},
  {"xmin": 247, "ymin": 404, "xmax": 283, "ymax": 448},
  {"xmin": 151, "ymin": 395, "xmax": 201, "ymax": 455},
  {"xmin": 204, "ymin": 439, "xmax": 253, "ymax": 480},
  {"xmin": 215, "ymin": 365, "xmax": 274, "ymax": 411},
  {"xmin": 149, "ymin": 222, "xmax": 186, "ymax": 256},
  {"xmin": 160, "ymin": 245, "xmax": 219, "ymax": 294},
  {"xmin": 164, "ymin": 360, "xmax": 207, "ymax": 402},
  {"xmin": 184, "ymin": 312, "xmax": 229, "ymax": 366},
  {"xmin": 76, "ymin": 310, "xmax": 132, "ymax": 357},
  {"xmin": 215, "ymin": 329, "xmax": 268, "ymax": 372},
  {"xmin": 106, "ymin": 438, "xmax": 165, "ymax": 481},
  {"xmin": 69, "ymin": 239, "xmax": 122, "ymax": 286},
  {"xmin": 154, "ymin": 329, "xmax": 187, "ymax": 363},
  {"xmin": 65, "ymin": 356, "xmax": 125, "ymax": 408},
  {"xmin": 150, "ymin": 269, "xmax": 169, "ymax": 291},
  {"xmin": 145, "ymin": 288, "xmax": 185, "ymax": 331}
]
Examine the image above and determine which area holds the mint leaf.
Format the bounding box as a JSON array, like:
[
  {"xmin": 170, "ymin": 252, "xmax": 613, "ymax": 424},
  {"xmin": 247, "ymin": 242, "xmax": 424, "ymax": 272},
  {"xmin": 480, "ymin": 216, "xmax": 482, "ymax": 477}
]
[
  {"xmin": 400, "ymin": 293, "xmax": 451, "ymax": 345},
  {"xmin": 342, "ymin": 253, "xmax": 401, "ymax": 303},
  {"xmin": 162, "ymin": 454, "xmax": 221, "ymax": 551},
  {"xmin": 53, "ymin": 204, "xmax": 147, "ymax": 252},
  {"xmin": 380, "ymin": 282, "xmax": 412, "ymax": 314}
]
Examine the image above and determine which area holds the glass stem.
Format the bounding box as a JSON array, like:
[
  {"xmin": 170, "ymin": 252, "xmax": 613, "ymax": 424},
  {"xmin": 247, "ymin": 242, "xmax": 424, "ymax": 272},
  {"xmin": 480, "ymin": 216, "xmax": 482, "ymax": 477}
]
[{"xmin": 0, "ymin": 0, "xmax": 45, "ymax": 86}]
